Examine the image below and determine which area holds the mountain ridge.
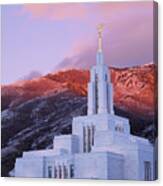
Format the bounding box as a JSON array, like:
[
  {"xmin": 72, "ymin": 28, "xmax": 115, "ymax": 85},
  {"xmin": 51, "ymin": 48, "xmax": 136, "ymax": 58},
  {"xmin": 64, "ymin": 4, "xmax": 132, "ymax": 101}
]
[{"xmin": 2, "ymin": 63, "xmax": 156, "ymax": 120}]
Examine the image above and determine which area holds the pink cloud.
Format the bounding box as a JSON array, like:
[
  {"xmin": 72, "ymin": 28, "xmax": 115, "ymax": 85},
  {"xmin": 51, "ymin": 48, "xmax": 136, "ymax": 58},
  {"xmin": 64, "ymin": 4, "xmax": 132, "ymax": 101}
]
[
  {"xmin": 21, "ymin": 2, "xmax": 153, "ymax": 22},
  {"xmin": 21, "ymin": 4, "xmax": 50, "ymax": 18},
  {"xmin": 54, "ymin": 2, "xmax": 154, "ymax": 70},
  {"xmin": 22, "ymin": 3, "xmax": 88, "ymax": 20},
  {"xmin": 21, "ymin": 2, "xmax": 154, "ymax": 70}
]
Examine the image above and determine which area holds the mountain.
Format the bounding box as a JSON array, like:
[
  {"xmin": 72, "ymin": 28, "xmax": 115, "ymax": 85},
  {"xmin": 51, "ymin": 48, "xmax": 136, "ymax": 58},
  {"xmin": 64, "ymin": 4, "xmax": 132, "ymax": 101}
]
[{"xmin": 1, "ymin": 63, "xmax": 157, "ymax": 176}]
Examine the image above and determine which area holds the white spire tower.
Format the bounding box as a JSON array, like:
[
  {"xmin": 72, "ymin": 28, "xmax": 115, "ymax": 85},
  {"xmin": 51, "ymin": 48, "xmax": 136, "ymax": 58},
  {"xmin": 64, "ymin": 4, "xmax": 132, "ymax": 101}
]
[{"xmin": 88, "ymin": 24, "xmax": 114, "ymax": 115}]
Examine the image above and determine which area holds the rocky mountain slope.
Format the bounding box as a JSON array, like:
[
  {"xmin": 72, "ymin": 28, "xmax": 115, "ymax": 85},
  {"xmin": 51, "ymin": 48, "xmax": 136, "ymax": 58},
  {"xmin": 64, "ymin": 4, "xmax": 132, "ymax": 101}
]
[{"xmin": 1, "ymin": 63, "xmax": 157, "ymax": 176}]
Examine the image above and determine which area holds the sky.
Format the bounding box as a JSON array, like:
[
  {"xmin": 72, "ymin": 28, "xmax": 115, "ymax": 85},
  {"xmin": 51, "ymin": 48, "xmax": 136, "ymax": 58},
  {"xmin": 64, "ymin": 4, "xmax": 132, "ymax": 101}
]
[{"xmin": 1, "ymin": 2, "xmax": 154, "ymax": 84}]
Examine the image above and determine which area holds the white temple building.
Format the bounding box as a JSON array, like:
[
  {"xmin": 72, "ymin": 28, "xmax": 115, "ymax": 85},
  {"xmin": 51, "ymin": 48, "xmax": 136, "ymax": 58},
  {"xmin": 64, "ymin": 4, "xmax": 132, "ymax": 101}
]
[{"xmin": 14, "ymin": 25, "xmax": 155, "ymax": 180}]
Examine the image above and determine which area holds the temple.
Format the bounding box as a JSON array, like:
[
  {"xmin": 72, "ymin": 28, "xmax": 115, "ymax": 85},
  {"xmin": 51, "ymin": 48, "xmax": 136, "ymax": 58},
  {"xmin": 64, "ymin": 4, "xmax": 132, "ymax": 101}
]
[{"xmin": 14, "ymin": 25, "xmax": 155, "ymax": 180}]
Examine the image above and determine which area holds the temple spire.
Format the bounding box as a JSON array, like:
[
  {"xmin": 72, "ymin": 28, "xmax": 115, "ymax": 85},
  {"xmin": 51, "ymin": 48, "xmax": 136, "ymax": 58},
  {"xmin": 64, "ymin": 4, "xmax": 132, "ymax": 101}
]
[
  {"xmin": 88, "ymin": 24, "xmax": 114, "ymax": 115},
  {"xmin": 96, "ymin": 24, "xmax": 104, "ymax": 65},
  {"xmin": 97, "ymin": 24, "xmax": 104, "ymax": 52}
]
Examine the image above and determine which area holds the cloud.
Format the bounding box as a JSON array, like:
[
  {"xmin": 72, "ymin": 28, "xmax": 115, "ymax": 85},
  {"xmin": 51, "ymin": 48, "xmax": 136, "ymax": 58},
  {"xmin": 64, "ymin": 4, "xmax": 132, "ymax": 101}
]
[
  {"xmin": 21, "ymin": 2, "xmax": 153, "ymax": 22},
  {"xmin": 21, "ymin": 2, "xmax": 154, "ymax": 70},
  {"xmin": 21, "ymin": 3, "xmax": 88, "ymax": 21},
  {"xmin": 54, "ymin": 2, "xmax": 154, "ymax": 70}
]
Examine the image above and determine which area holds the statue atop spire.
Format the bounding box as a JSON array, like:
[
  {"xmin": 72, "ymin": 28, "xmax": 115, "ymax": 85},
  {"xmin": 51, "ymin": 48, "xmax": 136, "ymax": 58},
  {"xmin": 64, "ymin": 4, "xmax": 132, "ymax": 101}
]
[{"xmin": 97, "ymin": 23, "xmax": 104, "ymax": 52}]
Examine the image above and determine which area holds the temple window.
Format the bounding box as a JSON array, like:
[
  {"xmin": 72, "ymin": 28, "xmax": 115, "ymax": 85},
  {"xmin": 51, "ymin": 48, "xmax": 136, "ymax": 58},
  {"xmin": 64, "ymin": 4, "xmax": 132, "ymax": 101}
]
[
  {"xmin": 115, "ymin": 123, "xmax": 124, "ymax": 133},
  {"xmin": 58, "ymin": 165, "xmax": 62, "ymax": 178},
  {"xmin": 105, "ymin": 74, "xmax": 107, "ymax": 81},
  {"xmin": 106, "ymin": 85, "xmax": 109, "ymax": 112},
  {"xmin": 144, "ymin": 161, "xmax": 151, "ymax": 181},
  {"xmin": 83, "ymin": 126, "xmax": 86, "ymax": 152},
  {"xmin": 91, "ymin": 125, "xmax": 95, "ymax": 146},
  {"xmin": 95, "ymin": 73, "xmax": 98, "ymax": 113},
  {"xmin": 47, "ymin": 166, "xmax": 52, "ymax": 178},
  {"xmin": 70, "ymin": 164, "xmax": 74, "ymax": 178},
  {"xmin": 83, "ymin": 125, "xmax": 95, "ymax": 153},
  {"xmin": 54, "ymin": 166, "xmax": 57, "ymax": 178},
  {"xmin": 87, "ymin": 126, "xmax": 91, "ymax": 152},
  {"xmin": 63, "ymin": 165, "xmax": 68, "ymax": 178}
]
